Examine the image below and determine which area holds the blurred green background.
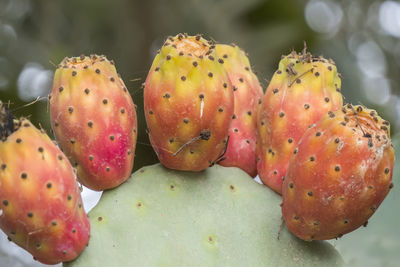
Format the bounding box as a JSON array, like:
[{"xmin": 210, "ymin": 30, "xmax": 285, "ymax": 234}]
[{"xmin": 0, "ymin": 0, "xmax": 399, "ymax": 266}]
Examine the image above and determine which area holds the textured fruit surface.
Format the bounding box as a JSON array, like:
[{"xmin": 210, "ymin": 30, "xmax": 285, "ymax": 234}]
[
  {"xmin": 0, "ymin": 119, "xmax": 89, "ymax": 265},
  {"xmin": 215, "ymin": 44, "xmax": 263, "ymax": 177},
  {"xmin": 257, "ymin": 50, "xmax": 343, "ymax": 194},
  {"xmin": 65, "ymin": 163, "xmax": 343, "ymax": 267},
  {"xmin": 282, "ymin": 104, "xmax": 395, "ymax": 241},
  {"xmin": 50, "ymin": 55, "xmax": 137, "ymax": 191},
  {"xmin": 144, "ymin": 34, "xmax": 234, "ymax": 171}
]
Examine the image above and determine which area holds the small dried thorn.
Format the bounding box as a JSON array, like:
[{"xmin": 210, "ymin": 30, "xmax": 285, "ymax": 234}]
[
  {"xmin": 155, "ymin": 67, "xmax": 160, "ymax": 72},
  {"xmin": 59, "ymin": 86, "xmax": 64, "ymax": 92},
  {"xmin": 296, "ymin": 79, "xmax": 301, "ymax": 84},
  {"xmin": 307, "ymin": 191, "xmax": 313, "ymax": 196},
  {"xmin": 89, "ymin": 155, "xmax": 93, "ymax": 161},
  {"xmin": 288, "ymin": 138, "xmax": 293, "ymax": 143},
  {"xmin": 247, "ymin": 111, "xmax": 252, "ymax": 116},
  {"xmin": 148, "ymin": 110, "xmax": 153, "ymax": 115},
  {"xmin": 218, "ymin": 107, "xmax": 223, "ymax": 112},
  {"xmin": 276, "ymin": 70, "xmax": 282, "ymax": 74},
  {"xmin": 106, "ymin": 167, "xmax": 110, "ymax": 172},
  {"xmin": 223, "ymin": 83, "xmax": 227, "ymax": 88},
  {"xmin": 208, "ymin": 55, "xmax": 214, "ymax": 61},
  {"xmin": 199, "ymin": 94, "xmax": 204, "ymax": 99},
  {"xmin": 273, "ymin": 88, "xmax": 279, "ymax": 94},
  {"xmin": 368, "ymin": 138, "xmax": 373, "ymax": 147},
  {"xmin": 46, "ymin": 182, "xmax": 52, "ymax": 189},
  {"xmin": 384, "ymin": 168, "xmax": 390, "ymax": 174},
  {"xmin": 195, "ymin": 35, "xmax": 201, "ymax": 41},
  {"xmin": 208, "ymin": 72, "xmax": 213, "ymax": 78},
  {"xmin": 102, "ymin": 99, "xmax": 108, "ymax": 104},
  {"xmin": 84, "ymin": 88, "xmax": 90, "ymax": 94},
  {"xmin": 389, "ymin": 183, "xmax": 394, "ymax": 189},
  {"xmin": 328, "ymin": 66, "xmax": 333, "ymax": 71},
  {"xmin": 70, "ymin": 139, "xmax": 75, "ymax": 144},
  {"xmin": 181, "ymin": 76, "xmax": 186, "ymax": 81},
  {"xmin": 273, "ymin": 170, "xmax": 278, "ymax": 175},
  {"xmin": 110, "ymin": 135, "xmax": 114, "ymax": 141},
  {"xmin": 1, "ymin": 164, "xmax": 6, "ymax": 170},
  {"xmin": 343, "ymin": 219, "xmax": 349, "ymax": 224},
  {"xmin": 58, "ymin": 155, "xmax": 63, "ymax": 160},
  {"xmin": 316, "ymin": 132, "xmax": 321, "ymax": 137},
  {"xmin": 293, "ymin": 148, "xmax": 298, "ymax": 154},
  {"xmin": 289, "ymin": 183, "xmax": 294, "ymax": 189},
  {"xmin": 223, "ymin": 54, "xmax": 228, "ymax": 59},
  {"xmin": 120, "ymin": 108, "xmax": 125, "ymax": 114},
  {"xmin": 232, "ymin": 114, "xmax": 237, "ymax": 119},
  {"xmin": 315, "ymin": 72, "xmax": 320, "ymax": 77},
  {"xmin": 72, "ymin": 71, "xmax": 77, "ymax": 76},
  {"xmin": 324, "ymin": 97, "xmax": 330, "ymax": 103},
  {"xmin": 27, "ymin": 212, "xmax": 33, "ymax": 218},
  {"xmin": 193, "ymin": 61, "xmax": 198, "ymax": 67},
  {"xmin": 68, "ymin": 107, "xmax": 74, "ymax": 113},
  {"xmin": 88, "ymin": 121, "xmax": 93, "ymax": 128},
  {"xmin": 313, "ymin": 221, "xmax": 319, "ymax": 226},
  {"xmin": 363, "ymin": 221, "xmax": 369, "ymax": 227},
  {"xmin": 179, "ymin": 52, "xmax": 184, "ymax": 56},
  {"xmin": 304, "ymin": 103, "xmax": 310, "ymax": 109},
  {"xmin": 183, "ymin": 118, "xmax": 189, "ymax": 124},
  {"xmin": 335, "ymin": 165, "xmax": 340, "ymax": 172},
  {"xmin": 334, "ymin": 138, "xmax": 340, "ymax": 144},
  {"xmin": 166, "ymin": 55, "xmax": 171, "ymax": 60},
  {"xmin": 279, "ymin": 112, "xmax": 285, "ymax": 118},
  {"xmin": 310, "ymin": 156, "xmax": 315, "ymax": 161},
  {"xmin": 169, "ymin": 138, "xmax": 174, "ymax": 143},
  {"xmin": 234, "ymin": 128, "xmax": 239, "ymax": 133},
  {"xmin": 233, "ymin": 86, "xmax": 237, "ymax": 91},
  {"xmin": 95, "ymin": 69, "xmax": 100, "ymax": 74}
]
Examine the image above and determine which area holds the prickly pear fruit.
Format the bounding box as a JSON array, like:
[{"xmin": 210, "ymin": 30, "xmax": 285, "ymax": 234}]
[
  {"xmin": 257, "ymin": 50, "xmax": 343, "ymax": 194},
  {"xmin": 215, "ymin": 44, "xmax": 263, "ymax": 177},
  {"xmin": 65, "ymin": 163, "xmax": 343, "ymax": 267},
  {"xmin": 144, "ymin": 34, "xmax": 234, "ymax": 171},
  {"xmin": 50, "ymin": 55, "xmax": 137, "ymax": 191},
  {"xmin": 282, "ymin": 104, "xmax": 395, "ymax": 241},
  {"xmin": 0, "ymin": 104, "xmax": 89, "ymax": 265}
]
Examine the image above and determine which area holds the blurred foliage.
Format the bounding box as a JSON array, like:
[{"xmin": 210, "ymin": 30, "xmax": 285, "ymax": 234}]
[{"xmin": 0, "ymin": 0, "xmax": 400, "ymax": 266}]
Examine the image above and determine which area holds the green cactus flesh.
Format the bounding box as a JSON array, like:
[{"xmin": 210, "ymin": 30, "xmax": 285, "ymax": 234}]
[{"xmin": 65, "ymin": 163, "xmax": 343, "ymax": 267}]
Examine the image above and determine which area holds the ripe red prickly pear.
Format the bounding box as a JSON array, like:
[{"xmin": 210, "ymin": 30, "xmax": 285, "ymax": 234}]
[
  {"xmin": 50, "ymin": 55, "xmax": 137, "ymax": 191},
  {"xmin": 215, "ymin": 44, "xmax": 263, "ymax": 177},
  {"xmin": 257, "ymin": 50, "xmax": 343, "ymax": 194},
  {"xmin": 0, "ymin": 104, "xmax": 90, "ymax": 265},
  {"xmin": 282, "ymin": 104, "xmax": 395, "ymax": 241},
  {"xmin": 144, "ymin": 34, "xmax": 234, "ymax": 171}
]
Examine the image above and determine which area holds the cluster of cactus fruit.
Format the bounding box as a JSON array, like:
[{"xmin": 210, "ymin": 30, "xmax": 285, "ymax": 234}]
[{"xmin": 0, "ymin": 33, "xmax": 395, "ymax": 265}]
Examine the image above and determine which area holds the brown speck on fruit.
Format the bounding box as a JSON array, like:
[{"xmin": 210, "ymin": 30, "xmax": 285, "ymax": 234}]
[
  {"xmin": 277, "ymin": 70, "xmax": 282, "ymax": 74},
  {"xmin": 313, "ymin": 221, "xmax": 319, "ymax": 226},
  {"xmin": 223, "ymin": 82, "xmax": 227, "ymax": 88},
  {"xmin": 97, "ymin": 217, "xmax": 103, "ymax": 221},
  {"xmin": 169, "ymin": 138, "xmax": 174, "ymax": 143},
  {"xmin": 232, "ymin": 114, "xmax": 237, "ymax": 119},
  {"xmin": 304, "ymin": 104, "xmax": 310, "ymax": 109},
  {"xmin": 389, "ymin": 183, "xmax": 394, "ymax": 189},
  {"xmin": 316, "ymin": 132, "xmax": 321, "ymax": 137},
  {"xmin": 218, "ymin": 107, "xmax": 223, "ymax": 112},
  {"xmin": 208, "ymin": 55, "xmax": 214, "ymax": 61},
  {"xmin": 193, "ymin": 61, "xmax": 198, "ymax": 67},
  {"xmin": 334, "ymin": 138, "xmax": 340, "ymax": 144},
  {"xmin": 70, "ymin": 138, "xmax": 75, "ymax": 144},
  {"xmin": 106, "ymin": 167, "xmax": 110, "ymax": 172},
  {"xmin": 233, "ymin": 86, "xmax": 237, "ymax": 91},
  {"xmin": 88, "ymin": 121, "xmax": 93, "ymax": 128},
  {"xmin": 68, "ymin": 107, "xmax": 74, "ymax": 114},
  {"xmin": 103, "ymin": 99, "xmax": 108, "ymax": 105},
  {"xmin": 67, "ymin": 195, "xmax": 72, "ymax": 201},
  {"xmin": 27, "ymin": 212, "xmax": 33, "ymax": 218},
  {"xmin": 21, "ymin": 173, "xmax": 27, "ymax": 179},
  {"xmin": 59, "ymin": 86, "xmax": 64, "ymax": 92},
  {"xmin": 38, "ymin": 147, "xmax": 44, "ymax": 153},
  {"xmin": 208, "ymin": 72, "xmax": 213, "ymax": 78},
  {"xmin": 328, "ymin": 111, "xmax": 335, "ymax": 118},
  {"xmin": 239, "ymin": 78, "xmax": 244, "ymax": 83},
  {"xmin": 84, "ymin": 88, "xmax": 90, "ymax": 94},
  {"xmin": 289, "ymin": 183, "xmax": 294, "ymax": 189},
  {"xmin": 273, "ymin": 170, "xmax": 278, "ymax": 175},
  {"xmin": 46, "ymin": 182, "xmax": 52, "ymax": 189},
  {"xmin": 288, "ymin": 138, "xmax": 293, "ymax": 143},
  {"xmin": 1, "ymin": 164, "xmax": 6, "ymax": 170},
  {"xmin": 2, "ymin": 200, "xmax": 8, "ymax": 206},
  {"xmin": 218, "ymin": 58, "xmax": 224, "ymax": 64},
  {"xmin": 230, "ymin": 185, "xmax": 235, "ymax": 191},
  {"xmin": 247, "ymin": 111, "xmax": 252, "ymax": 116},
  {"xmin": 155, "ymin": 67, "xmax": 160, "ymax": 72},
  {"xmin": 273, "ymin": 88, "xmax": 279, "ymax": 94},
  {"xmin": 181, "ymin": 76, "xmax": 186, "ymax": 81},
  {"xmin": 166, "ymin": 55, "xmax": 171, "ymax": 60},
  {"xmin": 344, "ymin": 219, "xmax": 349, "ymax": 224},
  {"xmin": 279, "ymin": 112, "xmax": 285, "ymax": 118},
  {"xmin": 183, "ymin": 118, "xmax": 189, "ymax": 124},
  {"xmin": 234, "ymin": 128, "xmax": 239, "ymax": 133},
  {"xmin": 72, "ymin": 71, "xmax": 77, "ymax": 76},
  {"xmin": 307, "ymin": 191, "xmax": 313, "ymax": 196},
  {"xmin": 335, "ymin": 165, "xmax": 340, "ymax": 172},
  {"xmin": 315, "ymin": 72, "xmax": 320, "ymax": 77},
  {"xmin": 324, "ymin": 97, "xmax": 330, "ymax": 103},
  {"xmin": 199, "ymin": 94, "xmax": 204, "ymax": 99},
  {"xmin": 294, "ymin": 215, "xmax": 299, "ymax": 220},
  {"xmin": 110, "ymin": 135, "xmax": 114, "ymax": 141},
  {"xmin": 149, "ymin": 110, "xmax": 153, "ymax": 115},
  {"xmin": 16, "ymin": 138, "xmax": 22, "ymax": 143},
  {"xmin": 310, "ymin": 156, "xmax": 315, "ymax": 161},
  {"xmin": 120, "ymin": 108, "xmax": 125, "ymax": 114},
  {"xmin": 384, "ymin": 168, "xmax": 390, "ymax": 174},
  {"xmin": 294, "ymin": 148, "xmax": 298, "ymax": 154},
  {"xmin": 328, "ymin": 66, "xmax": 333, "ymax": 71},
  {"xmin": 95, "ymin": 69, "xmax": 100, "ymax": 74}
]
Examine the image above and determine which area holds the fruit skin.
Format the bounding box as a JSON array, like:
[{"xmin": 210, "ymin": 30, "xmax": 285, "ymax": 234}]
[
  {"xmin": 215, "ymin": 44, "xmax": 263, "ymax": 177},
  {"xmin": 144, "ymin": 34, "xmax": 234, "ymax": 171},
  {"xmin": 50, "ymin": 55, "xmax": 137, "ymax": 191},
  {"xmin": 0, "ymin": 119, "xmax": 90, "ymax": 265},
  {"xmin": 65, "ymin": 163, "xmax": 343, "ymax": 267},
  {"xmin": 282, "ymin": 104, "xmax": 395, "ymax": 241},
  {"xmin": 257, "ymin": 50, "xmax": 343, "ymax": 194}
]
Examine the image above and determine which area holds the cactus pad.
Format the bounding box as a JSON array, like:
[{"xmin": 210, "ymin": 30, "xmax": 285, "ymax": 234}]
[{"xmin": 65, "ymin": 164, "xmax": 343, "ymax": 267}]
